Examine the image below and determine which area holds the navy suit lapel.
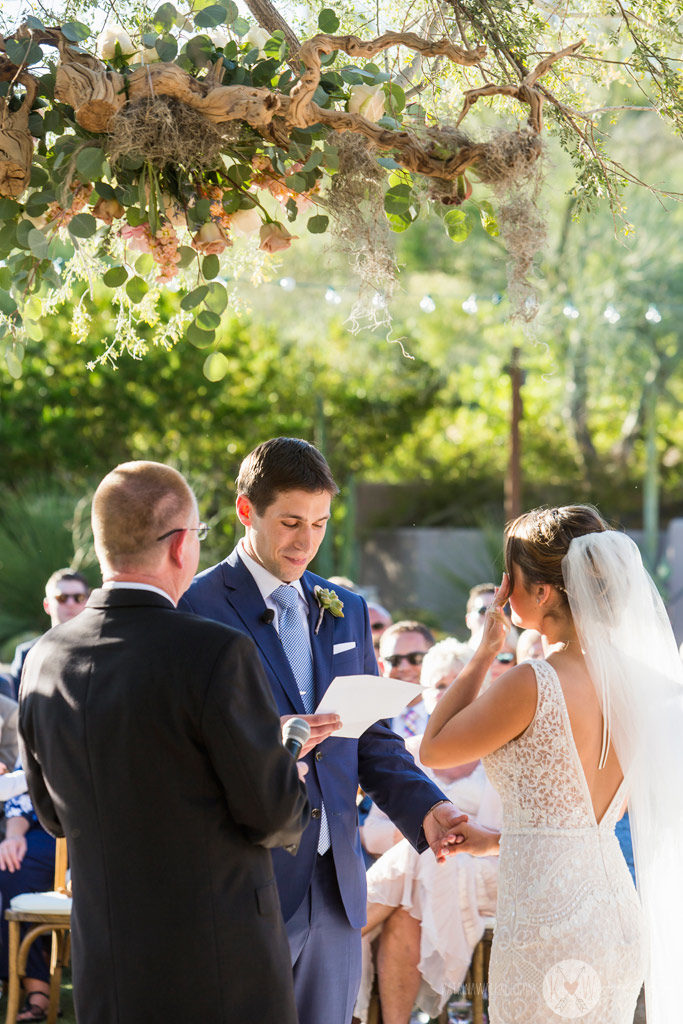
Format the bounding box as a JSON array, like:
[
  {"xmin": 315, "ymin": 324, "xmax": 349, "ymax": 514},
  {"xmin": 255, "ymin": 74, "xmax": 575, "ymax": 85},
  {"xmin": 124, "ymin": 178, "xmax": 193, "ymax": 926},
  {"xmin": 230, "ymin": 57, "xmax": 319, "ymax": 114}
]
[
  {"xmin": 302, "ymin": 573, "xmax": 334, "ymax": 707},
  {"xmin": 221, "ymin": 551, "xmax": 306, "ymax": 715}
]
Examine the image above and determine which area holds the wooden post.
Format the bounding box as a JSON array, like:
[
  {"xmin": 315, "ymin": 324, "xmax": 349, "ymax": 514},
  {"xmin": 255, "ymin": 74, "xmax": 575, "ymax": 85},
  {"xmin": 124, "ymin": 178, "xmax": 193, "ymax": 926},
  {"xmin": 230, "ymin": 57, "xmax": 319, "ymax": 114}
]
[
  {"xmin": 643, "ymin": 369, "xmax": 659, "ymax": 572},
  {"xmin": 314, "ymin": 395, "xmax": 334, "ymax": 578},
  {"xmin": 505, "ymin": 346, "xmax": 523, "ymax": 523}
]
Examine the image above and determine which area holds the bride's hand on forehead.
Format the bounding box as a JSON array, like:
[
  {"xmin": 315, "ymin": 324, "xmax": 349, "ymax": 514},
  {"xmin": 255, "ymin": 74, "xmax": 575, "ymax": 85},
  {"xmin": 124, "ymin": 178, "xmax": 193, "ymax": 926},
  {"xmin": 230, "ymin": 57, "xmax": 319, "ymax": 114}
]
[{"xmin": 480, "ymin": 573, "xmax": 511, "ymax": 655}]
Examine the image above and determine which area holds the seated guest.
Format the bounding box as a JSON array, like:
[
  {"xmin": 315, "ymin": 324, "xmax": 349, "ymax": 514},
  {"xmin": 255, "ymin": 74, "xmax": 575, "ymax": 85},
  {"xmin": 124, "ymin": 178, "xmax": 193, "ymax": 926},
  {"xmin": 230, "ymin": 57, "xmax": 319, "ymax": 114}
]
[
  {"xmin": 9, "ymin": 569, "xmax": 90, "ymax": 697},
  {"xmin": 356, "ymin": 641, "xmax": 501, "ymax": 1024},
  {"xmin": 378, "ymin": 621, "xmax": 435, "ymax": 739},
  {"xmin": 0, "ymin": 789, "xmax": 55, "ymax": 1021}
]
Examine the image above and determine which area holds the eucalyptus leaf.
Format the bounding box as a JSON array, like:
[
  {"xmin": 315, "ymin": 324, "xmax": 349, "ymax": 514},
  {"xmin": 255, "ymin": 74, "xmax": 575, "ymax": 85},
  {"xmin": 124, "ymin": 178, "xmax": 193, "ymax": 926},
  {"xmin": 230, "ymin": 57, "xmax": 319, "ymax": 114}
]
[
  {"xmin": 222, "ymin": 1, "xmax": 239, "ymax": 25},
  {"xmin": 76, "ymin": 146, "xmax": 106, "ymax": 180},
  {"xmin": 126, "ymin": 276, "xmax": 149, "ymax": 304},
  {"xmin": 196, "ymin": 309, "xmax": 221, "ymax": 330},
  {"xmin": 478, "ymin": 200, "xmax": 500, "ymax": 237},
  {"xmin": 155, "ymin": 35, "xmax": 178, "ymax": 61},
  {"xmin": 29, "ymin": 165, "xmax": 49, "ymax": 187},
  {"xmin": 383, "ymin": 184, "xmax": 412, "ymax": 215},
  {"xmin": 15, "ymin": 221, "xmax": 34, "ymax": 249},
  {"xmin": 187, "ymin": 322, "xmax": 216, "ymax": 348},
  {"xmin": 102, "ymin": 266, "xmax": 128, "ymax": 288},
  {"xmin": 5, "ymin": 350, "xmax": 23, "ymax": 380},
  {"xmin": 176, "ymin": 246, "xmax": 196, "ymax": 269},
  {"xmin": 180, "ymin": 285, "xmax": 209, "ymax": 311},
  {"xmin": 68, "ymin": 213, "xmax": 97, "ymax": 239},
  {"xmin": 444, "ymin": 208, "xmax": 474, "ymax": 242},
  {"xmin": 384, "ymin": 82, "xmax": 406, "ymax": 115},
  {"xmin": 203, "ymin": 352, "xmax": 229, "ymax": 382},
  {"xmin": 61, "ymin": 21, "xmax": 90, "ymax": 42},
  {"xmin": 307, "ymin": 215, "xmax": 329, "ymax": 234},
  {"xmin": 339, "ymin": 67, "xmax": 364, "ymax": 85},
  {"xmin": 5, "ymin": 39, "xmax": 43, "ymax": 67},
  {"xmin": 27, "ymin": 229, "xmax": 49, "ymax": 260},
  {"xmin": 185, "ymin": 35, "xmax": 214, "ymax": 67},
  {"xmin": 0, "ymin": 290, "xmax": 17, "ymax": 316},
  {"xmin": 232, "ymin": 17, "xmax": 250, "ymax": 36},
  {"xmin": 205, "ymin": 282, "xmax": 228, "ymax": 314},
  {"xmin": 202, "ymin": 254, "xmax": 220, "ymax": 280},
  {"xmin": 194, "ymin": 5, "xmax": 229, "ymax": 28},
  {"xmin": 94, "ymin": 181, "xmax": 117, "ymax": 201},
  {"xmin": 153, "ymin": 3, "xmax": 177, "ymax": 31},
  {"xmin": 385, "ymin": 211, "xmax": 412, "ymax": 233},
  {"xmin": 0, "ymin": 199, "xmax": 20, "ymax": 221},
  {"xmin": 318, "ymin": 8, "xmax": 340, "ymax": 33},
  {"xmin": 135, "ymin": 253, "xmax": 154, "ymax": 276}
]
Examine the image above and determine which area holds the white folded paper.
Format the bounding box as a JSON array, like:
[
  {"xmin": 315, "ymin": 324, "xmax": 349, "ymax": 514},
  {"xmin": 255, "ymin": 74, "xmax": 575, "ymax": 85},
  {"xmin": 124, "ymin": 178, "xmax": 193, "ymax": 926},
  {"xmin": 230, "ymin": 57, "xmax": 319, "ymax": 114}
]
[{"xmin": 316, "ymin": 674, "xmax": 422, "ymax": 738}]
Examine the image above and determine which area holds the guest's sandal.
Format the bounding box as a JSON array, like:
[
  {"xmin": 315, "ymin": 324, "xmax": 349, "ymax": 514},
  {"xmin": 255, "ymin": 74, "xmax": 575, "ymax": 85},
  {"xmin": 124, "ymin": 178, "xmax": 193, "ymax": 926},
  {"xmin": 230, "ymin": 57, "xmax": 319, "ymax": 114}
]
[{"xmin": 16, "ymin": 993, "xmax": 51, "ymax": 1022}]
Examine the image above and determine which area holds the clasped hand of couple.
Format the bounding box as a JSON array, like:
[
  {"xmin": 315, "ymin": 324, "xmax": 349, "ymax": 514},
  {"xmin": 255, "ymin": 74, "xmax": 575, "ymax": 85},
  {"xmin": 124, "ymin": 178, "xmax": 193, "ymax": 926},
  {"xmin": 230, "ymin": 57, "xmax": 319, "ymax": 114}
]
[{"xmin": 281, "ymin": 713, "xmax": 500, "ymax": 860}]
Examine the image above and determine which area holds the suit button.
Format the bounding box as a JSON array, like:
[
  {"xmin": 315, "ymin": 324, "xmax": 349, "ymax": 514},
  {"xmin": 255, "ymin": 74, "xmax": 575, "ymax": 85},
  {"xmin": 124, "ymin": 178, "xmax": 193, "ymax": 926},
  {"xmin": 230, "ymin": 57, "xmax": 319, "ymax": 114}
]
[
  {"xmin": 311, "ymin": 808, "xmax": 321, "ymax": 819},
  {"xmin": 315, "ymin": 751, "xmax": 323, "ymax": 761}
]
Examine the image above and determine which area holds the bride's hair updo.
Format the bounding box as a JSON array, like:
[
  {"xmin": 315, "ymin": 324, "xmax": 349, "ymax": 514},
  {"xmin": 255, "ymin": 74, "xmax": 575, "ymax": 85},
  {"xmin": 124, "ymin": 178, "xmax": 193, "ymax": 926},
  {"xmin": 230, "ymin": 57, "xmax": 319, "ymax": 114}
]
[{"xmin": 504, "ymin": 505, "xmax": 610, "ymax": 601}]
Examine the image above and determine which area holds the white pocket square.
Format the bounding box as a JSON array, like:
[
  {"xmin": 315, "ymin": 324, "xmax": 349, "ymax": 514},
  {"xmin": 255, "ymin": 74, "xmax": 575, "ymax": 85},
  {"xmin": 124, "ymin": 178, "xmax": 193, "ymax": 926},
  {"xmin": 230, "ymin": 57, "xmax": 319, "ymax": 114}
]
[{"xmin": 333, "ymin": 641, "xmax": 356, "ymax": 655}]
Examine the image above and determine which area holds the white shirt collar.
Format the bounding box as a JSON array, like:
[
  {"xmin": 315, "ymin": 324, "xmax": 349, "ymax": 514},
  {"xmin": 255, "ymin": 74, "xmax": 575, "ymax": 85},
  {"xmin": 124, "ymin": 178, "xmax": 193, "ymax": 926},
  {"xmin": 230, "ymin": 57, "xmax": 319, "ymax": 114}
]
[
  {"xmin": 237, "ymin": 538, "xmax": 306, "ymax": 605},
  {"xmin": 103, "ymin": 581, "xmax": 176, "ymax": 606}
]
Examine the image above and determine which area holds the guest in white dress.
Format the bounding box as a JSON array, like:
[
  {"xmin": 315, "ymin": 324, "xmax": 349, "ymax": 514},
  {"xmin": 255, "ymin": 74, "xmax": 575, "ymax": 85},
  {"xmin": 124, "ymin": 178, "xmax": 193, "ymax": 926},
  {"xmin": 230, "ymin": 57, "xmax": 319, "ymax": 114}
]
[{"xmin": 355, "ymin": 639, "xmax": 502, "ymax": 1024}]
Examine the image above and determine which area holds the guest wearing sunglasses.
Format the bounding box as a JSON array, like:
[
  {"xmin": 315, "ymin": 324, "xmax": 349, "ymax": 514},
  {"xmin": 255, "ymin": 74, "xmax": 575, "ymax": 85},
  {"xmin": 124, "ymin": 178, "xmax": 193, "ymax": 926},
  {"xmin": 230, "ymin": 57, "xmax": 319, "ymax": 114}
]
[
  {"xmin": 378, "ymin": 621, "xmax": 435, "ymax": 739},
  {"xmin": 9, "ymin": 569, "xmax": 90, "ymax": 698}
]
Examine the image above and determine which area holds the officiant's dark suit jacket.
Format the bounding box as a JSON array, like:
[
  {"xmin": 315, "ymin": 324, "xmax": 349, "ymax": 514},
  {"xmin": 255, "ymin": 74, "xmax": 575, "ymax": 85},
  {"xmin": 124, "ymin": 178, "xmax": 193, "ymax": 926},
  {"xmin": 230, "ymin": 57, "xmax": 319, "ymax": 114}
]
[
  {"xmin": 180, "ymin": 548, "xmax": 445, "ymax": 927},
  {"xmin": 18, "ymin": 587, "xmax": 309, "ymax": 1024}
]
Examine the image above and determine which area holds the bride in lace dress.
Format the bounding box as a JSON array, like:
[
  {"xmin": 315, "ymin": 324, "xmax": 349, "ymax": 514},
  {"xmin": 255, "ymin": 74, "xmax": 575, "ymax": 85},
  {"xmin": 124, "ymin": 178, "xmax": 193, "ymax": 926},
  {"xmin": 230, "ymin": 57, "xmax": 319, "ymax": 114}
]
[{"xmin": 421, "ymin": 505, "xmax": 683, "ymax": 1024}]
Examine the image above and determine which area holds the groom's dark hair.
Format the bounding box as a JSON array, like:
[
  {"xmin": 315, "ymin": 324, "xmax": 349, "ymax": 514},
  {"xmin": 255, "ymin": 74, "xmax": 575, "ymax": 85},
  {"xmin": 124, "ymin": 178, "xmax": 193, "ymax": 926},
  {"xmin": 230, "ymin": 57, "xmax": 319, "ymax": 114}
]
[{"xmin": 237, "ymin": 437, "xmax": 339, "ymax": 514}]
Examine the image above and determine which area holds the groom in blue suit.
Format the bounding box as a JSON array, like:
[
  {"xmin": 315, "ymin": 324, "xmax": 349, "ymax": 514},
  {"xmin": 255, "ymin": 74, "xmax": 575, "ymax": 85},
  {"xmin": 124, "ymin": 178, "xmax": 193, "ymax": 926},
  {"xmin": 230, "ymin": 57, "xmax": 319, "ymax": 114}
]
[{"xmin": 180, "ymin": 438, "xmax": 465, "ymax": 1024}]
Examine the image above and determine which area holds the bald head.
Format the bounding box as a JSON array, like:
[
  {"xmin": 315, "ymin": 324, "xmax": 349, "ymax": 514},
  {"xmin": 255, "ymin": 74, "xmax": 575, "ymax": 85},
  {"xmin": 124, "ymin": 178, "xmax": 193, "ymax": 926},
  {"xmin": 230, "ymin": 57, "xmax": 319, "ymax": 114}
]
[{"xmin": 92, "ymin": 461, "xmax": 196, "ymax": 573}]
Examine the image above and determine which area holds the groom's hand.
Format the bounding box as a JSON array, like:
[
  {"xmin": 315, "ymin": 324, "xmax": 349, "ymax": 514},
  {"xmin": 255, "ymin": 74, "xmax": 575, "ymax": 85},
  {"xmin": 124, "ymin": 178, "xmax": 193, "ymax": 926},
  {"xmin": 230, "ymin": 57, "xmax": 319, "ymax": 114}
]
[
  {"xmin": 281, "ymin": 713, "xmax": 342, "ymax": 757},
  {"xmin": 423, "ymin": 801, "xmax": 468, "ymax": 863}
]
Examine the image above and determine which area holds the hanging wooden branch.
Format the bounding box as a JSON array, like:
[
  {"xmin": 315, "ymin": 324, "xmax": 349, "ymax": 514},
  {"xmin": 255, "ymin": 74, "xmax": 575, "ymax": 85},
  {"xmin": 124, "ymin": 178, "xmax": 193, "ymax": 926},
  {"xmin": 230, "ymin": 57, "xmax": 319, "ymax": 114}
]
[
  {"xmin": 25, "ymin": 24, "xmax": 582, "ymax": 189},
  {"xmin": 0, "ymin": 70, "xmax": 37, "ymax": 198}
]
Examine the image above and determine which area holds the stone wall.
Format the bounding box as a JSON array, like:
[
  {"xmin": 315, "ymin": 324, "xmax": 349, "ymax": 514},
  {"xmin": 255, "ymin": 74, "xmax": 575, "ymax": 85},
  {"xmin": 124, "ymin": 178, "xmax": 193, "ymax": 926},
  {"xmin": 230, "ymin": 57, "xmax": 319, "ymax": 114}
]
[{"xmin": 360, "ymin": 520, "xmax": 683, "ymax": 643}]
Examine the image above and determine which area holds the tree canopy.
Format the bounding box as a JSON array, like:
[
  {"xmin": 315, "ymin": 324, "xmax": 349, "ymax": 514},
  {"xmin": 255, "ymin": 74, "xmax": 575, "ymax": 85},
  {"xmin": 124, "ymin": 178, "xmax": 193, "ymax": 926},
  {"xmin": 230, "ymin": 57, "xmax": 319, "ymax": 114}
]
[{"xmin": 0, "ymin": 0, "xmax": 681, "ymax": 370}]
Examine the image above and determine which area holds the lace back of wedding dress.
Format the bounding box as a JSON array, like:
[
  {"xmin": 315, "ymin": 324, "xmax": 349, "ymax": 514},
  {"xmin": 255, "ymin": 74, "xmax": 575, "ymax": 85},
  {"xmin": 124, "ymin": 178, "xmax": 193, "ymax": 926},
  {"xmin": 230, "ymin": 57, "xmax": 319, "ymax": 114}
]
[{"xmin": 483, "ymin": 659, "xmax": 645, "ymax": 1024}]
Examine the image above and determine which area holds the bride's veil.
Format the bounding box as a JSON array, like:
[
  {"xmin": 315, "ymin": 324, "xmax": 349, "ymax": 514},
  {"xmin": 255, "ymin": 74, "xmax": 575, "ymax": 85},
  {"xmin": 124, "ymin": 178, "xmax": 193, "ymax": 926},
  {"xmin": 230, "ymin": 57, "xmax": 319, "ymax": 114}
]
[{"xmin": 562, "ymin": 531, "xmax": 683, "ymax": 1024}]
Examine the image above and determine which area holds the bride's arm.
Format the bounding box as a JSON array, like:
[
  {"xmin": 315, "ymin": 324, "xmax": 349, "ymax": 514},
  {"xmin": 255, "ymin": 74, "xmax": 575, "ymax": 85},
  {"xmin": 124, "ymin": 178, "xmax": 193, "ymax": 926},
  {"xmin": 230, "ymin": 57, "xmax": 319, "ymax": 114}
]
[{"xmin": 421, "ymin": 575, "xmax": 536, "ymax": 767}]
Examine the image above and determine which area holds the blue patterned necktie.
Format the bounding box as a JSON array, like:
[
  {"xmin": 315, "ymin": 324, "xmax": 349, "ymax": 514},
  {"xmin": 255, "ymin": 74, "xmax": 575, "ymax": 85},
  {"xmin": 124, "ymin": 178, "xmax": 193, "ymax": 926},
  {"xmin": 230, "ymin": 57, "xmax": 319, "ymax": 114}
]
[{"xmin": 271, "ymin": 584, "xmax": 330, "ymax": 854}]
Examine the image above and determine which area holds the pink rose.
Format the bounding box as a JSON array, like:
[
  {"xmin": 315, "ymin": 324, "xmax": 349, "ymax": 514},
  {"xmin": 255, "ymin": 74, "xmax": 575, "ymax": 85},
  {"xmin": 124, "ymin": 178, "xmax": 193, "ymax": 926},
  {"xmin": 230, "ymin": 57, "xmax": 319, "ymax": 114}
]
[
  {"xmin": 191, "ymin": 221, "xmax": 231, "ymax": 255},
  {"xmin": 93, "ymin": 197, "xmax": 125, "ymax": 225},
  {"xmin": 120, "ymin": 223, "xmax": 152, "ymax": 253},
  {"xmin": 259, "ymin": 222, "xmax": 297, "ymax": 254}
]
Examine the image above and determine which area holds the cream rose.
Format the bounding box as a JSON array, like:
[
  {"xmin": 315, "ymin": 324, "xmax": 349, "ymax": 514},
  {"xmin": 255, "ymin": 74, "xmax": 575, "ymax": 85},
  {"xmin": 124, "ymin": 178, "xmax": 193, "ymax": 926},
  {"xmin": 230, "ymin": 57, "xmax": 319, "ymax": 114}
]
[
  {"xmin": 97, "ymin": 26, "xmax": 138, "ymax": 60},
  {"xmin": 245, "ymin": 26, "xmax": 269, "ymax": 53},
  {"xmin": 259, "ymin": 222, "xmax": 297, "ymax": 254},
  {"xmin": 348, "ymin": 84, "xmax": 386, "ymax": 122},
  {"xmin": 230, "ymin": 207, "xmax": 262, "ymax": 236},
  {"xmin": 191, "ymin": 222, "xmax": 231, "ymax": 255}
]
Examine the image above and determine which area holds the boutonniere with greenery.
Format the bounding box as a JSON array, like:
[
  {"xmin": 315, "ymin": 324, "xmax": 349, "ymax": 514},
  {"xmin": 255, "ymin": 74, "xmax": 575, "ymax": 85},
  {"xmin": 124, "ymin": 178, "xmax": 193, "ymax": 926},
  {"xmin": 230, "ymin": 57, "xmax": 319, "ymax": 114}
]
[{"xmin": 314, "ymin": 587, "xmax": 344, "ymax": 635}]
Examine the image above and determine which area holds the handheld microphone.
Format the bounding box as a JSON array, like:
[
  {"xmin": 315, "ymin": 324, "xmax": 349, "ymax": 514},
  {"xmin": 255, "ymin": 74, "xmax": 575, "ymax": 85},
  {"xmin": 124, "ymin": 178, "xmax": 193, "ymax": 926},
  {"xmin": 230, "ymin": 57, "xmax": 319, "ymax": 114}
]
[
  {"xmin": 282, "ymin": 717, "xmax": 311, "ymax": 759},
  {"xmin": 260, "ymin": 608, "xmax": 275, "ymax": 625}
]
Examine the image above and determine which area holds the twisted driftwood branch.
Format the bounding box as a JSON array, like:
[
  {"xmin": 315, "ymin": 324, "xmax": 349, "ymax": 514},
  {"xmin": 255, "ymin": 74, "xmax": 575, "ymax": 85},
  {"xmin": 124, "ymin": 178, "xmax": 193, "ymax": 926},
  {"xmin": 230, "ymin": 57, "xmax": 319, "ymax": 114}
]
[
  {"xmin": 454, "ymin": 40, "xmax": 584, "ymax": 133},
  {"xmin": 0, "ymin": 23, "xmax": 582, "ymax": 197},
  {"xmin": 0, "ymin": 70, "xmax": 37, "ymax": 197}
]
